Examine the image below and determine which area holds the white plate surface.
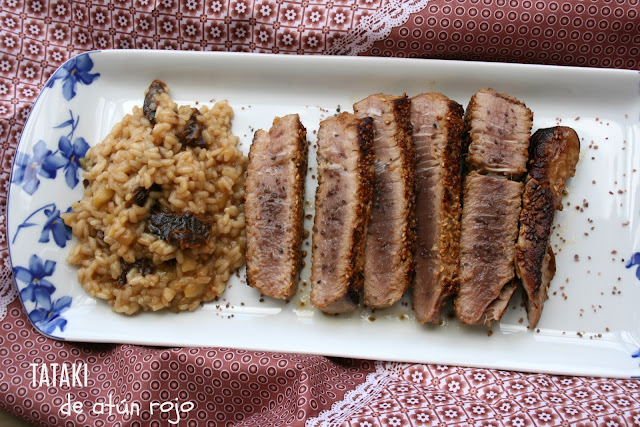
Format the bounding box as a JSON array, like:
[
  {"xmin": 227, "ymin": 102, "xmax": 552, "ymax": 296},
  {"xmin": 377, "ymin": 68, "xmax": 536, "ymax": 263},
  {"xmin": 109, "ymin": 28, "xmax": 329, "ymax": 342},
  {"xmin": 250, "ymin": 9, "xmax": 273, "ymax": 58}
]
[{"xmin": 7, "ymin": 50, "xmax": 640, "ymax": 378}]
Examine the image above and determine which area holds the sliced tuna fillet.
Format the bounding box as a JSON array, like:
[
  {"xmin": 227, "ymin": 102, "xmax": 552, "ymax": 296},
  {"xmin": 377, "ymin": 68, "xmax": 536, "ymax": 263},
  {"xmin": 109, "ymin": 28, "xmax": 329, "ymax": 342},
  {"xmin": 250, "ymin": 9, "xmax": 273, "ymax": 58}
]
[
  {"xmin": 354, "ymin": 94, "xmax": 416, "ymax": 309},
  {"xmin": 410, "ymin": 93, "xmax": 464, "ymax": 324},
  {"xmin": 310, "ymin": 113, "xmax": 375, "ymax": 313},
  {"xmin": 245, "ymin": 114, "xmax": 308, "ymax": 299},
  {"xmin": 454, "ymin": 172, "xmax": 523, "ymax": 325},
  {"xmin": 516, "ymin": 126, "xmax": 579, "ymax": 328}
]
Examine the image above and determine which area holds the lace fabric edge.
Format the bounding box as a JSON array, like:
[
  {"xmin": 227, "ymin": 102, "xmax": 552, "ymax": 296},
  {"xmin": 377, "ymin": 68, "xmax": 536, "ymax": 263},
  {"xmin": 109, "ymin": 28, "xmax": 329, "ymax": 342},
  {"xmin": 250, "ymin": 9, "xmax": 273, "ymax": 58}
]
[
  {"xmin": 305, "ymin": 361, "xmax": 406, "ymax": 426},
  {"xmin": 326, "ymin": 0, "xmax": 433, "ymax": 56}
]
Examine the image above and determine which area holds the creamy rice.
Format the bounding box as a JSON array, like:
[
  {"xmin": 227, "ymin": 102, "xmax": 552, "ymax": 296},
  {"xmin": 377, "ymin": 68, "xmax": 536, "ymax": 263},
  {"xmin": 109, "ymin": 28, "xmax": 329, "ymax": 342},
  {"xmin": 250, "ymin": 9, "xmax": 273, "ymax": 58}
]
[{"xmin": 63, "ymin": 83, "xmax": 247, "ymax": 314}]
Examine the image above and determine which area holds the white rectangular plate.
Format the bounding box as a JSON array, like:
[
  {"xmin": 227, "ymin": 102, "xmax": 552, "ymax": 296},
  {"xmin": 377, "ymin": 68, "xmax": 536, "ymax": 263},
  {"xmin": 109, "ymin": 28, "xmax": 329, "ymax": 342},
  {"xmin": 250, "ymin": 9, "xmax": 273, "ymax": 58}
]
[{"xmin": 8, "ymin": 51, "xmax": 640, "ymax": 378}]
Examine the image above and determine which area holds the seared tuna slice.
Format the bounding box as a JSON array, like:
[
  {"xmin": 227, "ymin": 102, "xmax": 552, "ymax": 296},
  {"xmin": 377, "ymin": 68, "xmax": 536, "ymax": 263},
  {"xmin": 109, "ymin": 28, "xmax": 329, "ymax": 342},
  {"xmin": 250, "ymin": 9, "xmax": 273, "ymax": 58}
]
[
  {"xmin": 516, "ymin": 126, "xmax": 579, "ymax": 328},
  {"xmin": 410, "ymin": 93, "xmax": 464, "ymax": 324},
  {"xmin": 245, "ymin": 114, "xmax": 308, "ymax": 299},
  {"xmin": 311, "ymin": 113, "xmax": 375, "ymax": 313},
  {"xmin": 455, "ymin": 172, "xmax": 523, "ymax": 325},
  {"xmin": 354, "ymin": 94, "xmax": 416, "ymax": 309}
]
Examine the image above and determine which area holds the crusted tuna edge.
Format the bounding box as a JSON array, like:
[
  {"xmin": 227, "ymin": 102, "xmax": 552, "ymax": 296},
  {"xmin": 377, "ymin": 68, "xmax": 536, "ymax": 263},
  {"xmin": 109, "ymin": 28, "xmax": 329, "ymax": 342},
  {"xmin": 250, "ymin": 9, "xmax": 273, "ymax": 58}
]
[
  {"xmin": 462, "ymin": 88, "xmax": 533, "ymax": 180},
  {"xmin": 245, "ymin": 114, "xmax": 308, "ymax": 299},
  {"xmin": 310, "ymin": 114, "xmax": 375, "ymax": 313},
  {"xmin": 394, "ymin": 95, "xmax": 418, "ymax": 308},
  {"xmin": 355, "ymin": 94, "xmax": 416, "ymax": 309},
  {"xmin": 411, "ymin": 93, "xmax": 464, "ymax": 324},
  {"xmin": 515, "ymin": 126, "xmax": 579, "ymax": 328},
  {"xmin": 290, "ymin": 117, "xmax": 308, "ymax": 299},
  {"xmin": 526, "ymin": 126, "xmax": 580, "ymax": 210},
  {"xmin": 515, "ymin": 179, "xmax": 555, "ymax": 299},
  {"xmin": 515, "ymin": 180, "xmax": 557, "ymax": 329},
  {"xmin": 437, "ymin": 100, "xmax": 464, "ymax": 314}
]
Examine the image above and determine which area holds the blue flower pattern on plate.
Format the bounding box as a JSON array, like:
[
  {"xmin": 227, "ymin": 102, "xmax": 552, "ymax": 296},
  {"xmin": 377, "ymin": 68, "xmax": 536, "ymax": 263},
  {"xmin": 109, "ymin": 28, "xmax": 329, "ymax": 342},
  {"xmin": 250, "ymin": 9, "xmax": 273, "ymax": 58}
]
[
  {"xmin": 12, "ymin": 140, "xmax": 61, "ymax": 195},
  {"xmin": 29, "ymin": 296, "xmax": 72, "ymax": 335},
  {"xmin": 625, "ymin": 252, "xmax": 640, "ymax": 280},
  {"xmin": 10, "ymin": 53, "xmax": 99, "ymax": 335},
  {"xmin": 628, "ymin": 253, "xmax": 640, "ymax": 370},
  {"xmin": 15, "ymin": 255, "xmax": 57, "ymax": 308},
  {"xmin": 45, "ymin": 53, "xmax": 100, "ymax": 101},
  {"xmin": 40, "ymin": 206, "xmax": 73, "ymax": 247},
  {"xmin": 43, "ymin": 111, "xmax": 89, "ymax": 189},
  {"xmin": 13, "ymin": 255, "xmax": 70, "ymax": 335},
  {"xmin": 13, "ymin": 111, "xmax": 89, "ymax": 194},
  {"xmin": 12, "ymin": 203, "xmax": 73, "ymax": 248}
]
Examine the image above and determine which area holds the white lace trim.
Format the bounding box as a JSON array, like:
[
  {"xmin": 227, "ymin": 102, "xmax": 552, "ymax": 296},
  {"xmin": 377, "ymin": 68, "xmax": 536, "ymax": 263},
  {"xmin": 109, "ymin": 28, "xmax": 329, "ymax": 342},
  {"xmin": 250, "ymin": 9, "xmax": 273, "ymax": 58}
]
[
  {"xmin": 326, "ymin": 0, "xmax": 433, "ymax": 56},
  {"xmin": 0, "ymin": 265, "xmax": 18, "ymax": 323},
  {"xmin": 305, "ymin": 361, "xmax": 405, "ymax": 427}
]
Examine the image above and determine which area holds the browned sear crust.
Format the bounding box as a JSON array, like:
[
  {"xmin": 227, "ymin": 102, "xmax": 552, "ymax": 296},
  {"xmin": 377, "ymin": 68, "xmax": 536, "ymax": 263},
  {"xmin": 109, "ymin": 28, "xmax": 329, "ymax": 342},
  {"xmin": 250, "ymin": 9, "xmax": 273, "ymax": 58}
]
[
  {"xmin": 515, "ymin": 126, "xmax": 580, "ymax": 328},
  {"xmin": 526, "ymin": 126, "xmax": 581, "ymax": 210}
]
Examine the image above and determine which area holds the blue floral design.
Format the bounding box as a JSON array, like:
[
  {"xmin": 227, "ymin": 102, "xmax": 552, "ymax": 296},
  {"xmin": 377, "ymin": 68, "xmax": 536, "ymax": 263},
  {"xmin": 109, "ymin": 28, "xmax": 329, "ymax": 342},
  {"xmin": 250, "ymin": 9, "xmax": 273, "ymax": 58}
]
[
  {"xmin": 12, "ymin": 203, "xmax": 72, "ymax": 248},
  {"xmin": 58, "ymin": 136, "xmax": 89, "ymax": 188},
  {"xmin": 12, "ymin": 140, "xmax": 63, "ymax": 195},
  {"xmin": 29, "ymin": 296, "xmax": 72, "ymax": 335},
  {"xmin": 625, "ymin": 252, "xmax": 640, "ymax": 280},
  {"xmin": 628, "ymin": 252, "xmax": 640, "ymax": 376},
  {"xmin": 45, "ymin": 53, "xmax": 100, "ymax": 101},
  {"xmin": 43, "ymin": 111, "xmax": 89, "ymax": 189},
  {"xmin": 40, "ymin": 206, "xmax": 73, "ymax": 247},
  {"xmin": 13, "ymin": 254, "xmax": 71, "ymax": 334},
  {"xmin": 14, "ymin": 255, "xmax": 57, "ymax": 310},
  {"xmin": 12, "ymin": 110, "xmax": 89, "ymax": 194}
]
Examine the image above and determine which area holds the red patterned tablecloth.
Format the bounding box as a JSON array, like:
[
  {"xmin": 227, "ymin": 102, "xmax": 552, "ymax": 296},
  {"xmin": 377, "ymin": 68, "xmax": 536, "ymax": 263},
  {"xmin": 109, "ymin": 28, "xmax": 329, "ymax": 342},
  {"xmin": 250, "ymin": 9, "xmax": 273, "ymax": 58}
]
[{"xmin": 0, "ymin": 1, "xmax": 639, "ymax": 426}]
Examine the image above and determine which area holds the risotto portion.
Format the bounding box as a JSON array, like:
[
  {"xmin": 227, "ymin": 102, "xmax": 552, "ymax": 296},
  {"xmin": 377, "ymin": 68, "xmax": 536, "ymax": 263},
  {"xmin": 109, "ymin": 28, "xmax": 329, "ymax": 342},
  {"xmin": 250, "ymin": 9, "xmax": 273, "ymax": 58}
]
[{"xmin": 63, "ymin": 81, "xmax": 247, "ymax": 314}]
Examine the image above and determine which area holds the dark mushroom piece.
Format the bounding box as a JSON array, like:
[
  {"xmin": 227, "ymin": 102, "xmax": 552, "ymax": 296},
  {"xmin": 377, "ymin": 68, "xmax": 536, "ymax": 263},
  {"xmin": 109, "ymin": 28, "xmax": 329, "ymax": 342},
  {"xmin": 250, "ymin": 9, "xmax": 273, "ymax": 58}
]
[
  {"xmin": 126, "ymin": 183, "xmax": 162, "ymax": 208},
  {"xmin": 145, "ymin": 210, "xmax": 212, "ymax": 249},
  {"xmin": 178, "ymin": 109, "xmax": 207, "ymax": 148},
  {"xmin": 143, "ymin": 80, "xmax": 168, "ymax": 125},
  {"xmin": 116, "ymin": 258, "xmax": 155, "ymax": 287}
]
